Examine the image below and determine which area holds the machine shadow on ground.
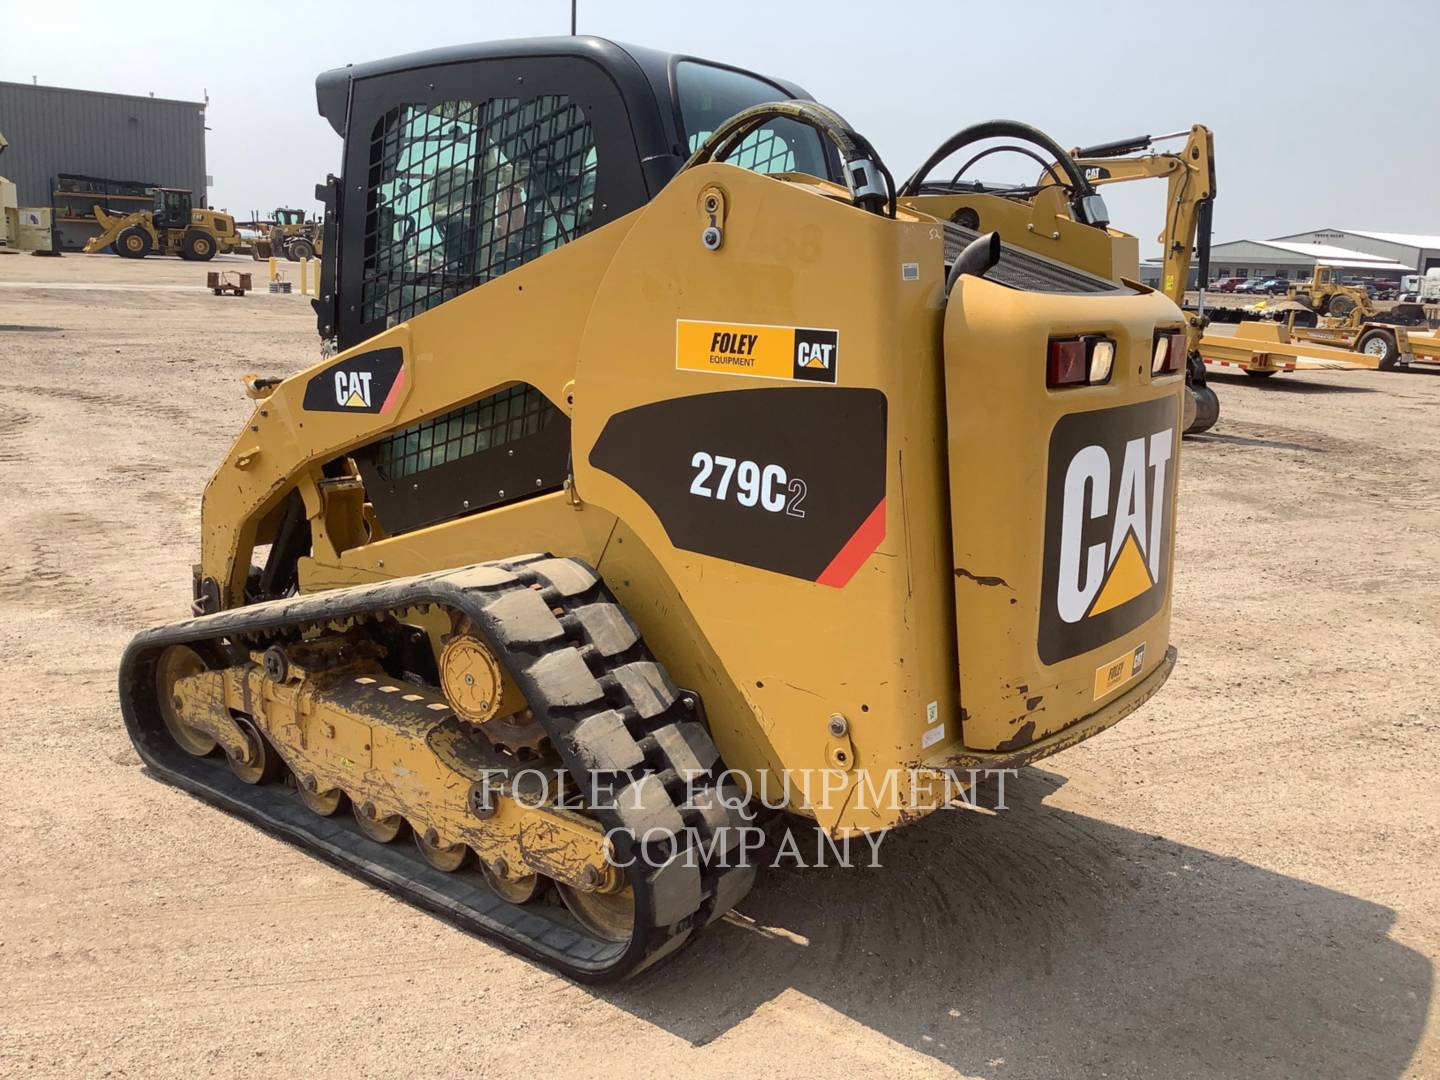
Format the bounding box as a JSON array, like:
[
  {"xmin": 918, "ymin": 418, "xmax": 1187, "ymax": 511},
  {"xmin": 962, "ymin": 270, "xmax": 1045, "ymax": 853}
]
[
  {"xmin": 1205, "ymin": 371, "xmax": 1379, "ymax": 395},
  {"xmin": 600, "ymin": 771, "xmax": 1430, "ymax": 1079},
  {"xmin": 1186, "ymin": 431, "xmax": 1325, "ymax": 452}
]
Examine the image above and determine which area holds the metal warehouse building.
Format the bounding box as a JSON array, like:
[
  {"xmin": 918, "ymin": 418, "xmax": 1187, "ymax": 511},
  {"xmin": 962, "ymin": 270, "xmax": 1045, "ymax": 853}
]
[
  {"xmin": 0, "ymin": 81, "xmax": 208, "ymax": 250},
  {"xmin": 1205, "ymin": 238, "xmax": 1413, "ymax": 284},
  {"xmin": 1269, "ymin": 228, "xmax": 1440, "ymax": 275}
]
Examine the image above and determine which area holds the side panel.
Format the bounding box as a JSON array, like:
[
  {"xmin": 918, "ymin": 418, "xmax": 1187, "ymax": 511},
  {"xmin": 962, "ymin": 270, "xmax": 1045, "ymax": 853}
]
[{"xmin": 570, "ymin": 164, "xmax": 957, "ymax": 833}]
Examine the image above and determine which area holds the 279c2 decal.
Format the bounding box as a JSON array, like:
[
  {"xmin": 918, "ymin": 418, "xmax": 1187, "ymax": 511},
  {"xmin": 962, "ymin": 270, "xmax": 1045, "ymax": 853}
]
[
  {"xmin": 589, "ymin": 387, "xmax": 885, "ymax": 587},
  {"xmin": 688, "ymin": 452, "xmax": 808, "ymax": 517}
]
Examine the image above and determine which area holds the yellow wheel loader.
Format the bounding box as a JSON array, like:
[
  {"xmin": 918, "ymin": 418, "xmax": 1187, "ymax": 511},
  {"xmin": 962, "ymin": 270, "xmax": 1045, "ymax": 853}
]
[
  {"xmin": 83, "ymin": 187, "xmax": 238, "ymax": 260},
  {"xmin": 119, "ymin": 38, "xmax": 1183, "ymax": 980}
]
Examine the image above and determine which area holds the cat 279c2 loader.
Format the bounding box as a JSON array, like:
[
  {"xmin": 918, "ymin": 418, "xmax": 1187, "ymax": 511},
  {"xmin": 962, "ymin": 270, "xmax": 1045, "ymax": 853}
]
[{"xmin": 119, "ymin": 38, "xmax": 1183, "ymax": 981}]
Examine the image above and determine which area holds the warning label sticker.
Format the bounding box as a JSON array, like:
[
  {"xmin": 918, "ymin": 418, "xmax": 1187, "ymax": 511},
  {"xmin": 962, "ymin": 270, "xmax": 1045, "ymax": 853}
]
[{"xmin": 676, "ymin": 320, "xmax": 838, "ymax": 384}]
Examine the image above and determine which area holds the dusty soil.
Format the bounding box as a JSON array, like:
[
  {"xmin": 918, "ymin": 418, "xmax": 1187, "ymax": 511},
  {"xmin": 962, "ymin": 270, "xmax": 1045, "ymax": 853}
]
[{"xmin": 1, "ymin": 252, "xmax": 1437, "ymax": 1079}]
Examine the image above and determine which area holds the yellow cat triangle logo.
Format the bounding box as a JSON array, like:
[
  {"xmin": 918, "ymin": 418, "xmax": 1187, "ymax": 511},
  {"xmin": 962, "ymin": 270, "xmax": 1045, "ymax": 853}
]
[
  {"xmin": 1088, "ymin": 531, "xmax": 1154, "ymax": 617},
  {"xmin": 343, "ymin": 390, "xmax": 368, "ymax": 407}
]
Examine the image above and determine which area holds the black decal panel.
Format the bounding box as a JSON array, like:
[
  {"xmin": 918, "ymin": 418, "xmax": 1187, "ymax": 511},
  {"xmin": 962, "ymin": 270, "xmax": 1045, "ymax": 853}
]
[
  {"xmin": 303, "ymin": 348, "xmax": 404, "ymax": 414},
  {"xmin": 589, "ymin": 388, "xmax": 887, "ymax": 583},
  {"xmin": 1039, "ymin": 396, "xmax": 1178, "ymax": 665}
]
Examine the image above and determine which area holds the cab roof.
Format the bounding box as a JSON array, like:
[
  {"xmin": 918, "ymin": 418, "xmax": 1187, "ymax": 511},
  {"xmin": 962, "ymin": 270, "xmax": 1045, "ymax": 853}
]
[{"xmin": 314, "ymin": 35, "xmax": 809, "ymax": 141}]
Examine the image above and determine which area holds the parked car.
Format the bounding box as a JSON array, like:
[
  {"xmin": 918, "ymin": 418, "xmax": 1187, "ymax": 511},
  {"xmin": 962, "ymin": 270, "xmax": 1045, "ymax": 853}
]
[
  {"xmin": 1233, "ymin": 278, "xmax": 1267, "ymax": 294},
  {"xmin": 1257, "ymin": 278, "xmax": 1291, "ymax": 295},
  {"xmin": 1209, "ymin": 276, "xmax": 1247, "ymax": 292}
]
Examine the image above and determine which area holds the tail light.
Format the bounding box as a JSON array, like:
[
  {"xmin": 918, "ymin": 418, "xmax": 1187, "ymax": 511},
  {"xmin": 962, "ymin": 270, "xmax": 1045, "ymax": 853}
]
[
  {"xmin": 1152, "ymin": 329, "xmax": 1186, "ymax": 376},
  {"xmin": 1048, "ymin": 336, "xmax": 1115, "ymax": 388}
]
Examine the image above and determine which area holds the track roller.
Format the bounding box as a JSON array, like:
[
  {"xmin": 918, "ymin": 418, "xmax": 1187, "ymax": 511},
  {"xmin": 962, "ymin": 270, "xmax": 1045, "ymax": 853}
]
[
  {"xmin": 353, "ymin": 800, "xmax": 407, "ymax": 843},
  {"xmin": 413, "ymin": 827, "xmax": 468, "ymax": 872}
]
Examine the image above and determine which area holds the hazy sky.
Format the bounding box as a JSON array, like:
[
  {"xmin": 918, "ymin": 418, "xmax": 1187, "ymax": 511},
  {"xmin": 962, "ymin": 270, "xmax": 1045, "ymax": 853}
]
[{"xmin": 4, "ymin": 0, "xmax": 1437, "ymax": 257}]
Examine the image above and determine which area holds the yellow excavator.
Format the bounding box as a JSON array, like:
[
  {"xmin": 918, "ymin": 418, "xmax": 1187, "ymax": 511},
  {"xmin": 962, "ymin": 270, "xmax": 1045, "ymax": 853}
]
[
  {"xmin": 119, "ymin": 38, "xmax": 1183, "ymax": 980},
  {"xmin": 84, "ymin": 187, "xmax": 239, "ymax": 260},
  {"xmin": 1069, "ymin": 126, "xmax": 1219, "ymax": 432}
]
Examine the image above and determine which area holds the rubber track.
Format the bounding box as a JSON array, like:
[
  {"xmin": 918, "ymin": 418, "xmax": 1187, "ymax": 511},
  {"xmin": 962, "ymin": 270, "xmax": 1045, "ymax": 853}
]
[{"xmin": 118, "ymin": 556, "xmax": 756, "ymax": 981}]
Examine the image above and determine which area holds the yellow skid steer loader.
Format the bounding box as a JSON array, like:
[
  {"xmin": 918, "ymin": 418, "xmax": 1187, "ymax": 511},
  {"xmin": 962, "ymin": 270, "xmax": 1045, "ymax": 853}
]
[{"xmin": 119, "ymin": 38, "xmax": 1183, "ymax": 980}]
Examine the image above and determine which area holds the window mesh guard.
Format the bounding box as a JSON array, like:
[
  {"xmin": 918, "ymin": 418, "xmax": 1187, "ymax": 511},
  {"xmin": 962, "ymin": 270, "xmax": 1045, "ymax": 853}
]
[
  {"xmin": 368, "ymin": 384, "xmax": 561, "ymax": 482},
  {"xmin": 361, "ymin": 95, "xmax": 599, "ymax": 328}
]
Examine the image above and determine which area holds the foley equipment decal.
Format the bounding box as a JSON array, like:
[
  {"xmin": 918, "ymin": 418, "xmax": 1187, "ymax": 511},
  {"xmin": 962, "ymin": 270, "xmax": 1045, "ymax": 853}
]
[
  {"xmin": 1039, "ymin": 396, "xmax": 1177, "ymax": 665},
  {"xmin": 589, "ymin": 387, "xmax": 885, "ymax": 586},
  {"xmin": 676, "ymin": 320, "xmax": 838, "ymax": 384},
  {"xmin": 302, "ymin": 348, "xmax": 405, "ymax": 414}
]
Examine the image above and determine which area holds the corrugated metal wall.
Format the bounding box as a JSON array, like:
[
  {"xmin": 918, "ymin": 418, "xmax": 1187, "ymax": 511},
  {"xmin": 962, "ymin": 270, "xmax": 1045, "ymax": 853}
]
[{"xmin": 0, "ymin": 82, "xmax": 207, "ymax": 207}]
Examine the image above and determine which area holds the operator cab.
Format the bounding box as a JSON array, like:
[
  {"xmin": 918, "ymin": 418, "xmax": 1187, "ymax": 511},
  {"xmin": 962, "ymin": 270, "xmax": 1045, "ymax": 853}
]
[
  {"xmin": 311, "ymin": 36, "xmax": 840, "ymax": 349},
  {"xmin": 151, "ymin": 188, "xmax": 193, "ymax": 230}
]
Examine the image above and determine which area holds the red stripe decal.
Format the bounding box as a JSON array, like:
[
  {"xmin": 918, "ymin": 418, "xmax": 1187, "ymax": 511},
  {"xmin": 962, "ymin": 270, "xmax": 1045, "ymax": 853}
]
[
  {"xmin": 380, "ymin": 367, "xmax": 407, "ymax": 414},
  {"xmin": 815, "ymin": 499, "xmax": 886, "ymax": 588}
]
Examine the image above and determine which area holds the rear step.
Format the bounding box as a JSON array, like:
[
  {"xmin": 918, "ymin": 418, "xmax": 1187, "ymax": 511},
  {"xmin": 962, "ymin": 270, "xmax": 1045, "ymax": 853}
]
[{"xmin": 118, "ymin": 557, "xmax": 754, "ymax": 981}]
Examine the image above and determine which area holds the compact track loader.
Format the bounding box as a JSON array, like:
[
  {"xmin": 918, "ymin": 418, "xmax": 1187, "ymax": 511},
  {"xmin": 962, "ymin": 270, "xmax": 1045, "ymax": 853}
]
[{"xmin": 120, "ymin": 38, "xmax": 1183, "ymax": 980}]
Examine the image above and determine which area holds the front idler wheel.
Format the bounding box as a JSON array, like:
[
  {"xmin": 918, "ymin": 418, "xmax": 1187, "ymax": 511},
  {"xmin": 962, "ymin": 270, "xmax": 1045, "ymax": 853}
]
[{"xmin": 155, "ymin": 644, "xmax": 218, "ymax": 756}]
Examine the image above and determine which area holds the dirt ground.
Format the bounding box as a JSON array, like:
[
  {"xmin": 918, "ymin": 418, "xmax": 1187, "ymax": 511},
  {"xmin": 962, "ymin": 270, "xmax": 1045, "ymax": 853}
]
[{"xmin": 1, "ymin": 251, "xmax": 1437, "ymax": 1080}]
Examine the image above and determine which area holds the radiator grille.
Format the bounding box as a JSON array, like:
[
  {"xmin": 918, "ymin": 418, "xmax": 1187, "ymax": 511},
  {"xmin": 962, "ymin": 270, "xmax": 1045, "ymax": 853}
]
[{"xmin": 942, "ymin": 222, "xmax": 1123, "ymax": 295}]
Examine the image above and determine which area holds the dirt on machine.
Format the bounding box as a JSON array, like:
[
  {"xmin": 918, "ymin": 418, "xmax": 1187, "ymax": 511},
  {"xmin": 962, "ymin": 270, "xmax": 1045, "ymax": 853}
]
[
  {"xmin": 118, "ymin": 37, "xmax": 1186, "ymax": 980},
  {"xmin": 83, "ymin": 186, "xmax": 241, "ymax": 260}
]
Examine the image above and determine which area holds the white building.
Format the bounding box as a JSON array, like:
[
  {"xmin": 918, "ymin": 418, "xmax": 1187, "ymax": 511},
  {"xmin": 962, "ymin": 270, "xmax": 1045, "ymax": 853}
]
[
  {"xmin": 1269, "ymin": 229, "xmax": 1440, "ymax": 275},
  {"xmin": 1204, "ymin": 239, "xmax": 1413, "ymax": 285}
]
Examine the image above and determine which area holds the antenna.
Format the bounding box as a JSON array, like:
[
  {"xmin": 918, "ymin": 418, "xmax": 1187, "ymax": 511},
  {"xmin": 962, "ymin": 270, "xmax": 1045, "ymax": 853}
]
[{"xmin": 571, "ymin": 0, "xmax": 577, "ymax": 34}]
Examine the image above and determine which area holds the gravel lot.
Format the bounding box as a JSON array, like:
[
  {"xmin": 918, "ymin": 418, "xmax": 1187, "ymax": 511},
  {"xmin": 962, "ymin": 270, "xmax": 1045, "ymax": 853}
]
[{"xmin": 2, "ymin": 252, "xmax": 1436, "ymax": 1079}]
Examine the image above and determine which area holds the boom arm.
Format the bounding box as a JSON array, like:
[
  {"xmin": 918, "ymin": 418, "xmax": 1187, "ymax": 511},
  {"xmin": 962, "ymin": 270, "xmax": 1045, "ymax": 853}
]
[{"xmin": 1069, "ymin": 124, "xmax": 1215, "ymax": 307}]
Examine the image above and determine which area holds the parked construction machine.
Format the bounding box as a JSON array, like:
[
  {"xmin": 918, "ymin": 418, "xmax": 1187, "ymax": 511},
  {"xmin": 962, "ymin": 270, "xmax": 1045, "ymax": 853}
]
[
  {"xmin": 1068, "ymin": 126, "xmax": 1220, "ymax": 433},
  {"xmin": 1264, "ymin": 265, "xmax": 1440, "ymax": 368},
  {"xmin": 83, "ymin": 187, "xmax": 239, "ymax": 260},
  {"xmin": 245, "ymin": 207, "xmax": 322, "ymax": 261},
  {"xmin": 120, "ymin": 38, "xmax": 1183, "ymax": 980}
]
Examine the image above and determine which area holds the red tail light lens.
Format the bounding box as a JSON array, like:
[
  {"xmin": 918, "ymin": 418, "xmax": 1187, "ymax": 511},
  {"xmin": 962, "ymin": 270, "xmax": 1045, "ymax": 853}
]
[
  {"xmin": 1048, "ymin": 339, "xmax": 1087, "ymax": 386},
  {"xmin": 1152, "ymin": 329, "xmax": 1185, "ymax": 376},
  {"xmin": 1048, "ymin": 336, "xmax": 1115, "ymax": 388}
]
